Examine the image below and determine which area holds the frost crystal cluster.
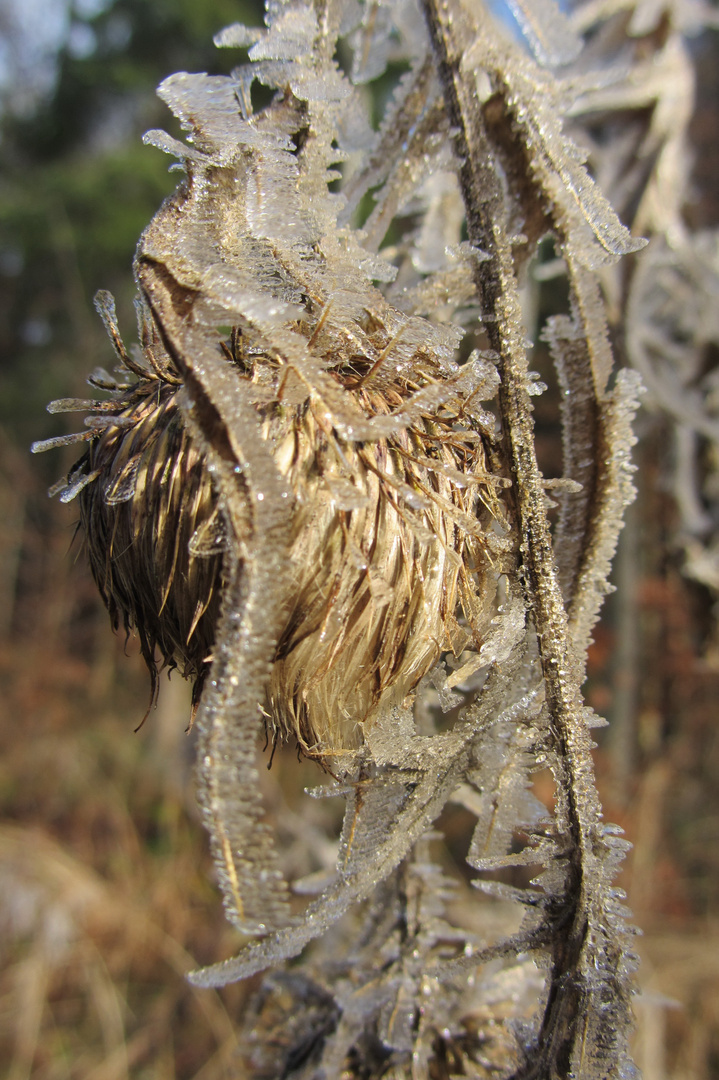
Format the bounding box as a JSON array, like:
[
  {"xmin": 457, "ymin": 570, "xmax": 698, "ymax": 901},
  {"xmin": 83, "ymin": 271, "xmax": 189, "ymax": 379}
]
[{"xmin": 34, "ymin": 0, "xmax": 655, "ymax": 1076}]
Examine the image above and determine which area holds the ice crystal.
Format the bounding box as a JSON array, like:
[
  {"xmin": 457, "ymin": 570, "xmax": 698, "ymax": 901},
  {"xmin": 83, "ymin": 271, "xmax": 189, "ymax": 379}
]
[{"xmin": 34, "ymin": 0, "xmax": 659, "ymax": 1075}]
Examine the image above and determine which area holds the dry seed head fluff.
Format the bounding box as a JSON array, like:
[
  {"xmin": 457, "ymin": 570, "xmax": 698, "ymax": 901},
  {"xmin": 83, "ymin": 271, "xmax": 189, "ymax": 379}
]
[
  {"xmin": 53, "ymin": 306, "xmax": 506, "ymax": 754},
  {"xmin": 36, "ymin": 84, "xmax": 511, "ymax": 756}
]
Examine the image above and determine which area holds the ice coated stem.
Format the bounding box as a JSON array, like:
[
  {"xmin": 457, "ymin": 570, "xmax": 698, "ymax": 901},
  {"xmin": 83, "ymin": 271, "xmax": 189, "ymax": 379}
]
[{"xmin": 421, "ymin": 0, "xmax": 635, "ymax": 1075}]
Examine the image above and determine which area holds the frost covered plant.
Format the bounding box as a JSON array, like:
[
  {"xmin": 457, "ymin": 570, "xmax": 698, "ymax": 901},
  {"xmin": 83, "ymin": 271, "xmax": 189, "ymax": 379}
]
[
  {"xmin": 566, "ymin": 0, "xmax": 719, "ymax": 604},
  {"xmin": 35, "ymin": 0, "xmax": 649, "ymax": 1076}
]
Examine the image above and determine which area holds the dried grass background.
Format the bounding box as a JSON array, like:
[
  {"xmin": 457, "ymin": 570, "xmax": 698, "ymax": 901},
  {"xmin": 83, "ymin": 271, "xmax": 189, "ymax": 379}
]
[{"xmin": 2, "ymin": 9, "xmax": 719, "ymax": 1080}]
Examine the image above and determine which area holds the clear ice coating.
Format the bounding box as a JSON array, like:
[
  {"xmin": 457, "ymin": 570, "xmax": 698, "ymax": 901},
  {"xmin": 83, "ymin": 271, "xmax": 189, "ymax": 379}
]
[{"xmin": 39, "ymin": 0, "xmax": 661, "ymax": 1075}]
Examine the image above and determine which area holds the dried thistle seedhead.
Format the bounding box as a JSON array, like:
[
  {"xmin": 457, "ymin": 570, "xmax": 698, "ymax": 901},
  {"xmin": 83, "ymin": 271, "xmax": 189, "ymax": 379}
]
[
  {"xmin": 32, "ymin": 70, "xmax": 513, "ymax": 758},
  {"xmin": 66, "ymin": 289, "xmax": 507, "ymax": 754}
]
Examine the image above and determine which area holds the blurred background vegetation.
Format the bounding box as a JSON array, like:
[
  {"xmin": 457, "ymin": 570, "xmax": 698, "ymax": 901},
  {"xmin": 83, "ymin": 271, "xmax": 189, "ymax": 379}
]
[{"xmin": 0, "ymin": 1, "xmax": 718, "ymax": 1077}]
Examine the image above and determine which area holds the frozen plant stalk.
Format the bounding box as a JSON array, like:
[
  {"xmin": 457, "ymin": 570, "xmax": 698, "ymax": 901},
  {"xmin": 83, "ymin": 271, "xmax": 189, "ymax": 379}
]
[{"xmin": 35, "ymin": 0, "xmax": 647, "ymax": 1076}]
